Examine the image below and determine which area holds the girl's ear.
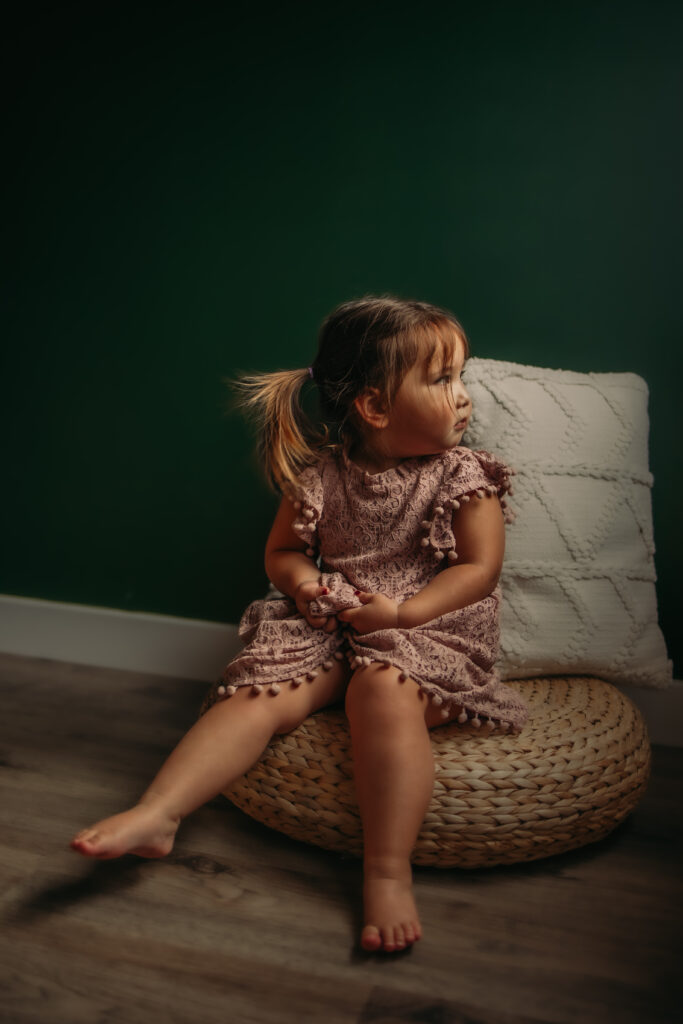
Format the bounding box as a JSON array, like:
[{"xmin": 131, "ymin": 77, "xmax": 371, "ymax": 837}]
[{"xmin": 353, "ymin": 388, "xmax": 390, "ymax": 429}]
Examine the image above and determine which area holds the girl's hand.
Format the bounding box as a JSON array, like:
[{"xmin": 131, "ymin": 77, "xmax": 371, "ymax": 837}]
[
  {"xmin": 338, "ymin": 592, "xmax": 399, "ymax": 635},
  {"xmin": 294, "ymin": 580, "xmax": 338, "ymax": 633}
]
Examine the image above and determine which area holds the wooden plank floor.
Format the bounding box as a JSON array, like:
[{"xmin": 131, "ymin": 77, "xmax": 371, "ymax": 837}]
[{"xmin": 1, "ymin": 651, "xmax": 682, "ymax": 1024}]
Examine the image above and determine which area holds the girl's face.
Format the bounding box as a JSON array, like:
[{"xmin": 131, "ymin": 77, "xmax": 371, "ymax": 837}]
[{"xmin": 380, "ymin": 335, "xmax": 471, "ymax": 462}]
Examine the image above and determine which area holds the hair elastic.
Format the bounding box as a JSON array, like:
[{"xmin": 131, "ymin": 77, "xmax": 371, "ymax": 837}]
[{"xmin": 307, "ymin": 366, "xmax": 314, "ymax": 379}]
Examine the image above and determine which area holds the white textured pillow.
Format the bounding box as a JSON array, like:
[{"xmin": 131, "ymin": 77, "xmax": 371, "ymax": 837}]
[{"xmin": 463, "ymin": 357, "xmax": 672, "ymax": 689}]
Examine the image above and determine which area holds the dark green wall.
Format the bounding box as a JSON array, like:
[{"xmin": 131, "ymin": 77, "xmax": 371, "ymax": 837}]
[{"xmin": 3, "ymin": 1, "xmax": 682, "ymax": 673}]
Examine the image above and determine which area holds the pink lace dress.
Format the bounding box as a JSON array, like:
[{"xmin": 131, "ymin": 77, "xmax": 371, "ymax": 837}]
[{"xmin": 204, "ymin": 447, "xmax": 528, "ymax": 733}]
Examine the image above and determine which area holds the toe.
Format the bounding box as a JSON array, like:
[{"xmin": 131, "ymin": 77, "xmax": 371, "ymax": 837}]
[
  {"xmin": 360, "ymin": 925, "xmax": 383, "ymax": 952},
  {"xmin": 379, "ymin": 926, "xmax": 400, "ymax": 952},
  {"xmin": 70, "ymin": 828, "xmax": 107, "ymax": 856},
  {"xmin": 70, "ymin": 834, "xmax": 92, "ymax": 851},
  {"xmin": 72, "ymin": 828, "xmax": 94, "ymax": 843}
]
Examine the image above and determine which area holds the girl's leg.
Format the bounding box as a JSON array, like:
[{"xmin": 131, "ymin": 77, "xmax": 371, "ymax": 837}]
[
  {"xmin": 71, "ymin": 664, "xmax": 348, "ymax": 859},
  {"xmin": 345, "ymin": 663, "xmax": 451, "ymax": 953}
]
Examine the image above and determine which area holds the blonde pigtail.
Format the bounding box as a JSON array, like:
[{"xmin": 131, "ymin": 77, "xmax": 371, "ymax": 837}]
[{"xmin": 233, "ymin": 369, "xmax": 325, "ymax": 493}]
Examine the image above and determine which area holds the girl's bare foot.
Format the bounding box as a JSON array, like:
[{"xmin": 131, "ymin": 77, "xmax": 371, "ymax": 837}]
[
  {"xmin": 361, "ymin": 863, "xmax": 422, "ymax": 953},
  {"xmin": 70, "ymin": 801, "xmax": 180, "ymax": 860}
]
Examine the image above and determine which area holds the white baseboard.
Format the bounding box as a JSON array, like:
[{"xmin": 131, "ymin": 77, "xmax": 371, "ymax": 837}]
[
  {"xmin": 0, "ymin": 593, "xmax": 241, "ymax": 682},
  {"xmin": 1, "ymin": 593, "xmax": 681, "ymax": 747}
]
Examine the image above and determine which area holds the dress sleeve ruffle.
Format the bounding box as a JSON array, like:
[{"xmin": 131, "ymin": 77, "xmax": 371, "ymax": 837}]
[
  {"xmin": 419, "ymin": 448, "xmax": 516, "ymax": 565},
  {"xmin": 290, "ymin": 464, "xmax": 324, "ymax": 557}
]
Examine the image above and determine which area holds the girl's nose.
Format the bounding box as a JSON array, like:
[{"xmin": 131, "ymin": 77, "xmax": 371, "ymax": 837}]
[{"xmin": 455, "ymin": 384, "xmax": 470, "ymax": 409}]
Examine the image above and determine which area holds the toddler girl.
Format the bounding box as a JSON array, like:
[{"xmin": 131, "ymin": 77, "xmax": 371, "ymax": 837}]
[{"xmin": 71, "ymin": 295, "xmax": 528, "ymax": 954}]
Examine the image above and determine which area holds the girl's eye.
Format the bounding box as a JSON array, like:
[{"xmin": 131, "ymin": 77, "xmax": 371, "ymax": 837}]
[{"xmin": 434, "ymin": 366, "xmax": 466, "ymax": 386}]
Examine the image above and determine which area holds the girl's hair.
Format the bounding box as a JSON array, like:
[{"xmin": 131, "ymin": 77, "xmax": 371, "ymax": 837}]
[{"xmin": 235, "ymin": 295, "xmax": 469, "ymax": 493}]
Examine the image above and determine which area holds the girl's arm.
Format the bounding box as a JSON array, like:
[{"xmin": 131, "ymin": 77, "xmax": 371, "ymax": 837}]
[
  {"xmin": 265, "ymin": 497, "xmax": 337, "ymax": 632},
  {"xmin": 339, "ymin": 495, "xmax": 505, "ymax": 633},
  {"xmin": 399, "ymin": 494, "xmax": 505, "ymax": 627}
]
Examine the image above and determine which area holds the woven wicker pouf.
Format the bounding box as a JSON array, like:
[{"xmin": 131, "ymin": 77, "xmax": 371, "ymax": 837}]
[{"xmin": 224, "ymin": 676, "xmax": 651, "ymax": 868}]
